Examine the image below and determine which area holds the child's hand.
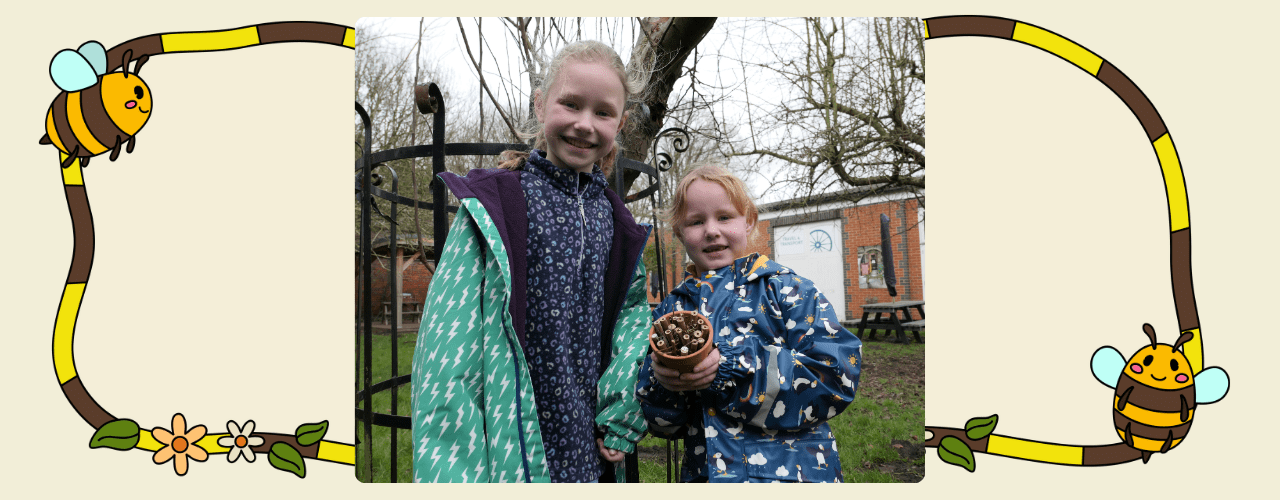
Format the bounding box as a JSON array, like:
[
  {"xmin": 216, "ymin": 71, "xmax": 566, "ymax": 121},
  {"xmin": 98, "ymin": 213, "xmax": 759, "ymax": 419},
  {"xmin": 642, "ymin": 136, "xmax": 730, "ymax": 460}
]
[
  {"xmin": 597, "ymin": 438, "xmax": 626, "ymax": 463},
  {"xmin": 651, "ymin": 348, "xmax": 721, "ymax": 392}
]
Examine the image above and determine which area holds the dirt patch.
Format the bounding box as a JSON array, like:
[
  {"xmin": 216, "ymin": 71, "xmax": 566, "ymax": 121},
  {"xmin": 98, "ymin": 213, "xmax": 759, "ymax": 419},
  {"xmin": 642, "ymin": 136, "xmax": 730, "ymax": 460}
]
[
  {"xmin": 879, "ymin": 439, "xmax": 925, "ymax": 483},
  {"xmin": 856, "ymin": 341, "xmax": 926, "ymax": 483}
]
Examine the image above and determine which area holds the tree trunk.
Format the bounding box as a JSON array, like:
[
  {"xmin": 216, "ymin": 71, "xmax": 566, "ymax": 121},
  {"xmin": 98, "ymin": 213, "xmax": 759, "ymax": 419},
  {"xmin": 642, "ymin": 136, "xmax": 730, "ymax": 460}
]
[{"xmin": 619, "ymin": 17, "xmax": 717, "ymax": 197}]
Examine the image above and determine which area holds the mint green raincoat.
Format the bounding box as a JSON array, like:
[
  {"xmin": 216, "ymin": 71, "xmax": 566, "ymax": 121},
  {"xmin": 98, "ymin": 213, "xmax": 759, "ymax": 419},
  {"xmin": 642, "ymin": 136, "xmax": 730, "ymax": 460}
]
[{"xmin": 410, "ymin": 196, "xmax": 651, "ymax": 483}]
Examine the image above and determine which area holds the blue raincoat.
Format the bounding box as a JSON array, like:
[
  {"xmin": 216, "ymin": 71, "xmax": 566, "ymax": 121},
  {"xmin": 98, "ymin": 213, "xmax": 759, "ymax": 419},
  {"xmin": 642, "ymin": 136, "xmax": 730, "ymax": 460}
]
[{"xmin": 637, "ymin": 254, "xmax": 862, "ymax": 483}]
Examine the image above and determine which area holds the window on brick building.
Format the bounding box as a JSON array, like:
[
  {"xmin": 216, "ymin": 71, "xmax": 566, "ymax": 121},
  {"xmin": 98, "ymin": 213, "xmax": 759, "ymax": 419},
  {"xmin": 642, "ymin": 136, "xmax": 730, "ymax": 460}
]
[{"xmin": 858, "ymin": 245, "xmax": 886, "ymax": 289}]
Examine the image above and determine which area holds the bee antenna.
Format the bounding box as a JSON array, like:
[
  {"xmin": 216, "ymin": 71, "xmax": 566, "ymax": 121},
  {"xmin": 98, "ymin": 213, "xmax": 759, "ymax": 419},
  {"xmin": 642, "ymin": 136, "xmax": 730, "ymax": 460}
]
[
  {"xmin": 133, "ymin": 54, "xmax": 149, "ymax": 75},
  {"xmin": 1172, "ymin": 331, "xmax": 1195, "ymax": 352},
  {"xmin": 121, "ymin": 49, "xmax": 133, "ymax": 78},
  {"xmin": 1142, "ymin": 323, "xmax": 1158, "ymax": 349}
]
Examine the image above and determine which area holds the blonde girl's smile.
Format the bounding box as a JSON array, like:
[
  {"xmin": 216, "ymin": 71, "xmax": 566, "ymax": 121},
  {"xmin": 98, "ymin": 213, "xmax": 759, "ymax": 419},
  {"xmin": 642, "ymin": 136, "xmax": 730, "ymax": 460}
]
[{"xmin": 535, "ymin": 60, "xmax": 627, "ymax": 173}]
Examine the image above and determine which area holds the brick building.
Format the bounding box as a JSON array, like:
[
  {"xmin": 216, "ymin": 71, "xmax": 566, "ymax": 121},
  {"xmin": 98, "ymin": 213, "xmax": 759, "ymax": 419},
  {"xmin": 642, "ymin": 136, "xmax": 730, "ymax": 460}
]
[
  {"xmin": 646, "ymin": 186, "xmax": 924, "ymax": 324},
  {"xmin": 357, "ymin": 235, "xmax": 434, "ymax": 323}
]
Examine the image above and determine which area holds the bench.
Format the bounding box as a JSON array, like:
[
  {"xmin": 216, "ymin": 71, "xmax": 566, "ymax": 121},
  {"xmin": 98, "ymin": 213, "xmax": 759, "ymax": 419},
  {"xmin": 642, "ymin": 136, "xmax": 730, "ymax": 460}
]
[{"xmin": 850, "ymin": 301, "xmax": 926, "ymax": 344}]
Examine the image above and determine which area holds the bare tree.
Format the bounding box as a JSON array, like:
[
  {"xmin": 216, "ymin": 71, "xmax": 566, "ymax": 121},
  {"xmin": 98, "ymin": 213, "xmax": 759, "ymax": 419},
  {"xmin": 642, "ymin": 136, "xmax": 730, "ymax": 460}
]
[
  {"xmin": 454, "ymin": 17, "xmax": 716, "ymax": 196},
  {"xmin": 719, "ymin": 17, "xmax": 925, "ymax": 207},
  {"xmin": 355, "ymin": 18, "xmax": 494, "ymax": 264}
]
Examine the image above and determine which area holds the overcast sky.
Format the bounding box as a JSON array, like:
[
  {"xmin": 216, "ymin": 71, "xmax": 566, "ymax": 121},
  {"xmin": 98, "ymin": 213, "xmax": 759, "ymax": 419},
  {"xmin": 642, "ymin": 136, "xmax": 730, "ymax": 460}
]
[{"xmin": 355, "ymin": 17, "xmax": 918, "ymax": 205}]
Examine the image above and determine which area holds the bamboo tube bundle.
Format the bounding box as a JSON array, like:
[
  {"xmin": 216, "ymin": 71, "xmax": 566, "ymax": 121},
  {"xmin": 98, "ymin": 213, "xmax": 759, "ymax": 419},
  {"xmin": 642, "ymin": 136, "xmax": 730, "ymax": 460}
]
[{"xmin": 650, "ymin": 310, "xmax": 714, "ymax": 372}]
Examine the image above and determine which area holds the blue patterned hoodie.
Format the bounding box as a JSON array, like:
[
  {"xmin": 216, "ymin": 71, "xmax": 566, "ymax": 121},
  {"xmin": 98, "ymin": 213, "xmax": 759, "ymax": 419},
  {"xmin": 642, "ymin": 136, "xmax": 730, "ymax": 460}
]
[{"xmin": 637, "ymin": 254, "xmax": 863, "ymax": 483}]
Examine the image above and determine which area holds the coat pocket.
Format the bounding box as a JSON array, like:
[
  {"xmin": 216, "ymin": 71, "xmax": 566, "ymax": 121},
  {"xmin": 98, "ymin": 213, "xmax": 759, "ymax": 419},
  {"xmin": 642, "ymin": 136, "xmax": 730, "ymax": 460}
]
[{"xmin": 744, "ymin": 436, "xmax": 840, "ymax": 483}]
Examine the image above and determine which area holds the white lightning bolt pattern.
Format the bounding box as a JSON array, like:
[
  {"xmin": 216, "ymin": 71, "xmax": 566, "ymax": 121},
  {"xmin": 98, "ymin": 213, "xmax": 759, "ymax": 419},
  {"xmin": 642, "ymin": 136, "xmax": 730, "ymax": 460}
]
[
  {"xmin": 459, "ymin": 288, "xmax": 471, "ymax": 307},
  {"xmin": 448, "ymin": 444, "xmax": 461, "ymax": 470},
  {"xmin": 469, "ymin": 308, "xmax": 478, "ymax": 331},
  {"xmin": 417, "ymin": 435, "xmax": 431, "ymax": 460},
  {"xmin": 492, "ymin": 398, "xmax": 504, "ymax": 422},
  {"xmin": 444, "ymin": 380, "xmax": 456, "ymax": 406},
  {"xmin": 504, "ymin": 441, "xmax": 515, "ymax": 462},
  {"xmin": 468, "ymin": 429, "xmax": 478, "ymax": 455},
  {"xmin": 454, "ymin": 344, "xmax": 465, "ymax": 367},
  {"xmin": 447, "ymin": 320, "xmax": 461, "ymax": 345},
  {"xmin": 430, "ymin": 445, "xmax": 443, "ymax": 467},
  {"xmin": 433, "ymin": 276, "xmax": 448, "ymax": 304}
]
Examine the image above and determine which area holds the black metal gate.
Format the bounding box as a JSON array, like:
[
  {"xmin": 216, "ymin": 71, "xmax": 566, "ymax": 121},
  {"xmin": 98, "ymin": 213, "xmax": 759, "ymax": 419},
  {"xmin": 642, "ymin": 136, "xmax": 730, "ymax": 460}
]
[{"xmin": 356, "ymin": 82, "xmax": 686, "ymax": 483}]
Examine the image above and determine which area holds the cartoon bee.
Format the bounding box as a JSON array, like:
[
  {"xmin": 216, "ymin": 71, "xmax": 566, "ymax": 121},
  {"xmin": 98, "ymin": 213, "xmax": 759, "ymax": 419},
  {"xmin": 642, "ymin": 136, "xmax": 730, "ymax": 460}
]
[
  {"xmin": 1090, "ymin": 324, "xmax": 1229, "ymax": 463},
  {"xmin": 41, "ymin": 41, "xmax": 152, "ymax": 168}
]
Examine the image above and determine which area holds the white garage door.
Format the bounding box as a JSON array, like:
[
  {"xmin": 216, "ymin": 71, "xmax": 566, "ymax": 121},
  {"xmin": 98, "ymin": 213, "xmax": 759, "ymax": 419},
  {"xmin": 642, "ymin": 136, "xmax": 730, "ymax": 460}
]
[{"xmin": 772, "ymin": 219, "xmax": 845, "ymax": 322}]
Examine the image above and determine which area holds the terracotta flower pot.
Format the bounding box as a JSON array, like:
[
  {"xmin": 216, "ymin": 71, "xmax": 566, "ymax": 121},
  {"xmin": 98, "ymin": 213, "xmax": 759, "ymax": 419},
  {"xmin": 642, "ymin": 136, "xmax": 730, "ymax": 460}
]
[{"xmin": 650, "ymin": 310, "xmax": 714, "ymax": 372}]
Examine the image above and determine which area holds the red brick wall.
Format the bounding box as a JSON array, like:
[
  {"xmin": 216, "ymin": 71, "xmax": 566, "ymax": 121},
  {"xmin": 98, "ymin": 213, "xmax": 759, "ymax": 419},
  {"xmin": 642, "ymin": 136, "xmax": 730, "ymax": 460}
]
[
  {"xmin": 357, "ymin": 250, "xmax": 434, "ymax": 320},
  {"xmin": 755, "ymin": 198, "xmax": 923, "ymax": 323},
  {"xmin": 835, "ymin": 199, "xmax": 923, "ymax": 321}
]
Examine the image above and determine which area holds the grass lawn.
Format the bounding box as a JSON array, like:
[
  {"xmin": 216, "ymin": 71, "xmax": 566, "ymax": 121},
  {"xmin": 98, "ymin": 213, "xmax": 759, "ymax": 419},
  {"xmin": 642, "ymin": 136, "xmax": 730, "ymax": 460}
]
[
  {"xmin": 357, "ymin": 329, "xmax": 925, "ymax": 483},
  {"xmin": 355, "ymin": 332, "xmax": 414, "ymax": 483}
]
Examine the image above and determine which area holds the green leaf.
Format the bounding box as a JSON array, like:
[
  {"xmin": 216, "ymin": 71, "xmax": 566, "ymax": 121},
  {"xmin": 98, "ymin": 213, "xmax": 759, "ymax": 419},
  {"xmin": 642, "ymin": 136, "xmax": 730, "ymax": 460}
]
[
  {"xmin": 269, "ymin": 442, "xmax": 306, "ymax": 478},
  {"xmin": 89, "ymin": 419, "xmax": 140, "ymax": 451},
  {"xmin": 939, "ymin": 436, "xmax": 976, "ymax": 472},
  {"xmin": 964, "ymin": 414, "xmax": 999, "ymax": 441},
  {"xmin": 295, "ymin": 420, "xmax": 329, "ymax": 447}
]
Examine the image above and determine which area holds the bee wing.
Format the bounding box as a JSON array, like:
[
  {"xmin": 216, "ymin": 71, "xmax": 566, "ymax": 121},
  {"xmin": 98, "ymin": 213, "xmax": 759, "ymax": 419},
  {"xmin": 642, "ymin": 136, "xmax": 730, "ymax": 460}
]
[
  {"xmin": 77, "ymin": 41, "xmax": 107, "ymax": 76},
  {"xmin": 50, "ymin": 48, "xmax": 98, "ymax": 92},
  {"xmin": 1194, "ymin": 366, "xmax": 1230, "ymax": 404},
  {"xmin": 1090, "ymin": 346, "xmax": 1125, "ymax": 388}
]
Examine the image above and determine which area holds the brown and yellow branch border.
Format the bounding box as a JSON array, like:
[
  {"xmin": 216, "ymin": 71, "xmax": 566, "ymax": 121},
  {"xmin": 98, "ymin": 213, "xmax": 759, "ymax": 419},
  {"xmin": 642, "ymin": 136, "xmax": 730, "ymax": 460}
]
[
  {"xmin": 51, "ymin": 22, "xmax": 355, "ymax": 478},
  {"xmin": 922, "ymin": 16, "xmax": 1213, "ymax": 471}
]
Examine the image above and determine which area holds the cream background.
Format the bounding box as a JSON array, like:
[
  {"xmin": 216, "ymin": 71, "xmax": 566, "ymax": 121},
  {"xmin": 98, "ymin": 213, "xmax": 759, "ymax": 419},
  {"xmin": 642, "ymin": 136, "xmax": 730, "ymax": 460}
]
[{"xmin": 2, "ymin": 1, "xmax": 1276, "ymax": 498}]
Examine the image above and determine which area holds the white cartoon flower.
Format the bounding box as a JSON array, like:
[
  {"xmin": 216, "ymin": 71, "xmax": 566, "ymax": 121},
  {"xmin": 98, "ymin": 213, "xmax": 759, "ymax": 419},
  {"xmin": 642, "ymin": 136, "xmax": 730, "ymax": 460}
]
[{"xmin": 217, "ymin": 420, "xmax": 265, "ymax": 463}]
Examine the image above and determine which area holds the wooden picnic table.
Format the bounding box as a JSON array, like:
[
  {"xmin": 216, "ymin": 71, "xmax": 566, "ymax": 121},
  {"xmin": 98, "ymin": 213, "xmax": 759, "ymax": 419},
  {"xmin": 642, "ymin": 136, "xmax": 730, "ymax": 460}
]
[
  {"xmin": 381, "ymin": 301, "xmax": 423, "ymax": 326},
  {"xmin": 854, "ymin": 300, "xmax": 925, "ymax": 344}
]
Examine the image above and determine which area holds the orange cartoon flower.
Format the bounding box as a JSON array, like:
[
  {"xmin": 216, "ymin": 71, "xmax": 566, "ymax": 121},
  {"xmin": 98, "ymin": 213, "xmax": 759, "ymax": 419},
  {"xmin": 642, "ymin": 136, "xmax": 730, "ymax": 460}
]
[{"xmin": 152, "ymin": 413, "xmax": 208, "ymax": 476}]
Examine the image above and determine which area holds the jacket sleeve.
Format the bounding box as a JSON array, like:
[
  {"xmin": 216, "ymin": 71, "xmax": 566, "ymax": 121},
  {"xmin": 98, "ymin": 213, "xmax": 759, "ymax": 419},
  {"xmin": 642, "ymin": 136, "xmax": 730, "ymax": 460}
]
[
  {"xmin": 410, "ymin": 209, "xmax": 489, "ymax": 482},
  {"xmin": 636, "ymin": 352, "xmax": 701, "ymax": 439},
  {"xmin": 594, "ymin": 258, "xmax": 652, "ymax": 453},
  {"xmin": 704, "ymin": 274, "xmax": 863, "ymax": 431}
]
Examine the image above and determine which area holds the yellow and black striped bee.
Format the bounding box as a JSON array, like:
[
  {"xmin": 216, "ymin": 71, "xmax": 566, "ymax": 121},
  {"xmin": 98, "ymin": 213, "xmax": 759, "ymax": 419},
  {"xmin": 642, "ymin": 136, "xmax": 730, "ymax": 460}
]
[
  {"xmin": 40, "ymin": 41, "xmax": 152, "ymax": 168},
  {"xmin": 1091, "ymin": 324, "xmax": 1229, "ymax": 463}
]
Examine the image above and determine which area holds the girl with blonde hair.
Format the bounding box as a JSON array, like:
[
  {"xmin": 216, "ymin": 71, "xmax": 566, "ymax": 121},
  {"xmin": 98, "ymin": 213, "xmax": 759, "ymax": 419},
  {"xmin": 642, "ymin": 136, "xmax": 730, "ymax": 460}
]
[{"xmin": 412, "ymin": 40, "xmax": 651, "ymax": 483}]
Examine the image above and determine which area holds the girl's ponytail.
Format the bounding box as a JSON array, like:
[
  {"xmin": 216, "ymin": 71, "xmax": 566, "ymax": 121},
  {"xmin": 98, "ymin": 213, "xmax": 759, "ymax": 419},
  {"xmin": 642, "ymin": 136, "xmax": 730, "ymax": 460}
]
[
  {"xmin": 497, "ymin": 149, "xmax": 529, "ymax": 171},
  {"xmin": 599, "ymin": 143, "xmax": 617, "ymax": 178}
]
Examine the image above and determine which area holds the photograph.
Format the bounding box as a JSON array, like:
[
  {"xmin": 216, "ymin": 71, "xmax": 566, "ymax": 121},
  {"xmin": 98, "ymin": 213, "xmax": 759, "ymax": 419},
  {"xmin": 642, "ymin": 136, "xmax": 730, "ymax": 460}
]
[{"xmin": 352, "ymin": 16, "xmax": 924, "ymax": 483}]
